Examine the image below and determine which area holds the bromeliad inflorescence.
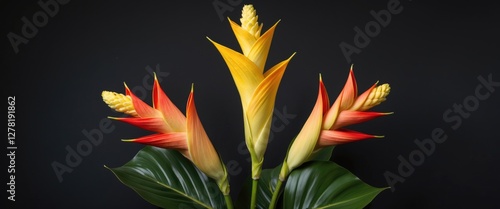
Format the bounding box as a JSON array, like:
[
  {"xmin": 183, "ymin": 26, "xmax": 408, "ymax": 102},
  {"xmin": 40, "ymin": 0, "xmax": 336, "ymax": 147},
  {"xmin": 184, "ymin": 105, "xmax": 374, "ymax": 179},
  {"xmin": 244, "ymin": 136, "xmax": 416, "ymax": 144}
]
[
  {"xmin": 101, "ymin": 4, "xmax": 392, "ymax": 209},
  {"xmin": 208, "ymin": 4, "xmax": 295, "ymax": 180},
  {"xmin": 102, "ymin": 76, "xmax": 230, "ymax": 196},
  {"xmin": 281, "ymin": 66, "xmax": 392, "ymax": 181}
]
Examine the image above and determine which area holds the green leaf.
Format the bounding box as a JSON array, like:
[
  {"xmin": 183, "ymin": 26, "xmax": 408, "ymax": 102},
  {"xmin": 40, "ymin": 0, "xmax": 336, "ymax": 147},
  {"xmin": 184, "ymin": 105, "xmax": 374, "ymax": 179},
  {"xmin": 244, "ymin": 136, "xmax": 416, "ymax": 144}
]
[
  {"xmin": 283, "ymin": 161, "xmax": 387, "ymax": 209},
  {"xmin": 106, "ymin": 146, "xmax": 226, "ymax": 209},
  {"xmin": 309, "ymin": 146, "xmax": 335, "ymax": 161},
  {"xmin": 236, "ymin": 165, "xmax": 281, "ymax": 209}
]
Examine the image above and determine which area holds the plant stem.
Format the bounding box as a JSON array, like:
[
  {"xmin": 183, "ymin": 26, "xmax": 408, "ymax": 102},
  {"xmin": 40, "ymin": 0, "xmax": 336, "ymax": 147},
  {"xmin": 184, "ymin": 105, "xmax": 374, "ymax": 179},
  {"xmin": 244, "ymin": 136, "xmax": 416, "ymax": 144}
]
[
  {"xmin": 250, "ymin": 179, "xmax": 258, "ymax": 209},
  {"xmin": 268, "ymin": 180, "xmax": 284, "ymax": 209},
  {"xmin": 224, "ymin": 194, "xmax": 234, "ymax": 209}
]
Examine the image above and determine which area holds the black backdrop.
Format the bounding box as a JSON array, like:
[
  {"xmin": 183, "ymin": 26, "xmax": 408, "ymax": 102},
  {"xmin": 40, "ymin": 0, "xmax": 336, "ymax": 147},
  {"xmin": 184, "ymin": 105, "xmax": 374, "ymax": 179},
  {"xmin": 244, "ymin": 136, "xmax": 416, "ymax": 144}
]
[{"xmin": 2, "ymin": 0, "xmax": 500, "ymax": 208}]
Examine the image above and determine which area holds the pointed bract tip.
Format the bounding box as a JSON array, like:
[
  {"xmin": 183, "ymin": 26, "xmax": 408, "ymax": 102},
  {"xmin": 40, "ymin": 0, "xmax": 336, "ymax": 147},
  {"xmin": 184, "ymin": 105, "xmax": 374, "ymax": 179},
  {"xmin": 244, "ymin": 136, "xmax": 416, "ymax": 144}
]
[
  {"xmin": 374, "ymin": 135, "xmax": 385, "ymax": 139},
  {"xmin": 319, "ymin": 73, "xmax": 323, "ymax": 81},
  {"xmin": 121, "ymin": 139, "xmax": 134, "ymax": 142},
  {"xmin": 190, "ymin": 83, "xmax": 195, "ymax": 93},
  {"xmin": 350, "ymin": 63, "xmax": 354, "ymax": 70},
  {"xmin": 123, "ymin": 82, "xmax": 130, "ymax": 90}
]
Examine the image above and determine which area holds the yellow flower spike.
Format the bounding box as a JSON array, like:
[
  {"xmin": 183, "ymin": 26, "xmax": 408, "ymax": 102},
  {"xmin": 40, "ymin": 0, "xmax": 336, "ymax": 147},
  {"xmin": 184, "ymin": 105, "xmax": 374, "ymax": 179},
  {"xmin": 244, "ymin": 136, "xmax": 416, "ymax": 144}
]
[
  {"xmin": 359, "ymin": 83, "xmax": 391, "ymax": 111},
  {"xmin": 240, "ymin": 4, "xmax": 262, "ymax": 38},
  {"xmin": 229, "ymin": 4, "xmax": 279, "ymax": 72},
  {"xmin": 209, "ymin": 5, "xmax": 293, "ymax": 179},
  {"xmin": 101, "ymin": 91, "xmax": 138, "ymax": 117}
]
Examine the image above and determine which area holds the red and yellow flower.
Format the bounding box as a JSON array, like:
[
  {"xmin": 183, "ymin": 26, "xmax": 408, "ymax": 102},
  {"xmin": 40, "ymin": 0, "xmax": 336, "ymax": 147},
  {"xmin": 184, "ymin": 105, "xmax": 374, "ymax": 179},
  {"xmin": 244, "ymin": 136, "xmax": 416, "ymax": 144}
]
[
  {"xmin": 281, "ymin": 67, "xmax": 392, "ymax": 180},
  {"xmin": 102, "ymin": 76, "xmax": 229, "ymax": 195}
]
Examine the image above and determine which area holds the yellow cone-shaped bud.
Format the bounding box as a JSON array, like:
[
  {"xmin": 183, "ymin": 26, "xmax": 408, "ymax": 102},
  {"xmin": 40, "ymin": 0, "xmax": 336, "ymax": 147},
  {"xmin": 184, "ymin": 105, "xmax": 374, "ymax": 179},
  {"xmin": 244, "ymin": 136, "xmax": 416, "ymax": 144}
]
[
  {"xmin": 240, "ymin": 4, "xmax": 262, "ymax": 39},
  {"xmin": 102, "ymin": 91, "xmax": 138, "ymax": 117}
]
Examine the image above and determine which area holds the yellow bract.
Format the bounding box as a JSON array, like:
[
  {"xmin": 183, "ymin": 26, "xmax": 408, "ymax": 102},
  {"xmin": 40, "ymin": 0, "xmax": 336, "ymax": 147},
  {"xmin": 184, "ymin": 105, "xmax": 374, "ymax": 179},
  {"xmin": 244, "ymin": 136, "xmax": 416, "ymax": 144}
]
[{"xmin": 210, "ymin": 4, "xmax": 293, "ymax": 179}]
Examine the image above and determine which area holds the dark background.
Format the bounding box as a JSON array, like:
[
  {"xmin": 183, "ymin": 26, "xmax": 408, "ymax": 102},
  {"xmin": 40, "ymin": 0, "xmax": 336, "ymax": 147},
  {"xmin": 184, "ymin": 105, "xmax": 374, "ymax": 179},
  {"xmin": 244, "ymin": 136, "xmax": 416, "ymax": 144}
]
[{"xmin": 2, "ymin": 0, "xmax": 500, "ymax": 208}]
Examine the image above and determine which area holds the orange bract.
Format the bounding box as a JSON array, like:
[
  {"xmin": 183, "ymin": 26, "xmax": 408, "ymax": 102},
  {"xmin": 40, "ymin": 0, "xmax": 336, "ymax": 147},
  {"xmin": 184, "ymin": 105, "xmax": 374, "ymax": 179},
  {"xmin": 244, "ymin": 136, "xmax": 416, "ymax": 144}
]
[{"xmin": 102, "ymin": 75, "xmax": 229, "ymax": 195}]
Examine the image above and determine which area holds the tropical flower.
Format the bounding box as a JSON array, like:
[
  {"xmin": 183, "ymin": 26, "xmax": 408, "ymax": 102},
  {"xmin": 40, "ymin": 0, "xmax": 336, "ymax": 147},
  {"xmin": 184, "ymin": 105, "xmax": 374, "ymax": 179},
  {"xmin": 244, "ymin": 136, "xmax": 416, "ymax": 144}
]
[
  {"xmin": 208, "ymin": 4, "xmax": 294, "ymax": 179},
  {"xmin": 101, "ymin": 76, "xmax": 230, "ymax": 195},
  {"xmin": 280, "ymin": 67, "xmax": 392, "ymax": 180}
]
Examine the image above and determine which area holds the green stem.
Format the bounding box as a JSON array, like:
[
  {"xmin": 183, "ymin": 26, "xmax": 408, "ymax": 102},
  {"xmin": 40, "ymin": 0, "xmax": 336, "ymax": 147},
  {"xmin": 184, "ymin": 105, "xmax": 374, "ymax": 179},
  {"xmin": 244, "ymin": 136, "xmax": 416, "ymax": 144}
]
[
  {"xmin": 268, "ymin": 180, "xmax": 284, "ymax": 209},
  {"xmin": 224, "ymin": 194, "xmax": 234, "ymax": 209},
  {"xmin": 250, "ymin": 179, "xmax": 258, "ymax": 209}
]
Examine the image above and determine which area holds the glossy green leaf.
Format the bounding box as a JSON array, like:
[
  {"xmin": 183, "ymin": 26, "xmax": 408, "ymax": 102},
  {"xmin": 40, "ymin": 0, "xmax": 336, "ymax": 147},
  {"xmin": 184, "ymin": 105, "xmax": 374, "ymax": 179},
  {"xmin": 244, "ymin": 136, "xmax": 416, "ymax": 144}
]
[
  {"xmin": 236, "ymin": 165, "xmax": 281, "ymax": 209},
  {"xmin": 309, "ymin": 146, "xmax": 335, "ymax": 161},
  {"xmin": 106, "ymin": 146, "xmax": 226, "ymax": 209},
  {"xmin": 283, "ymin": 161, "xmax": 387, "ymax": 209}
]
